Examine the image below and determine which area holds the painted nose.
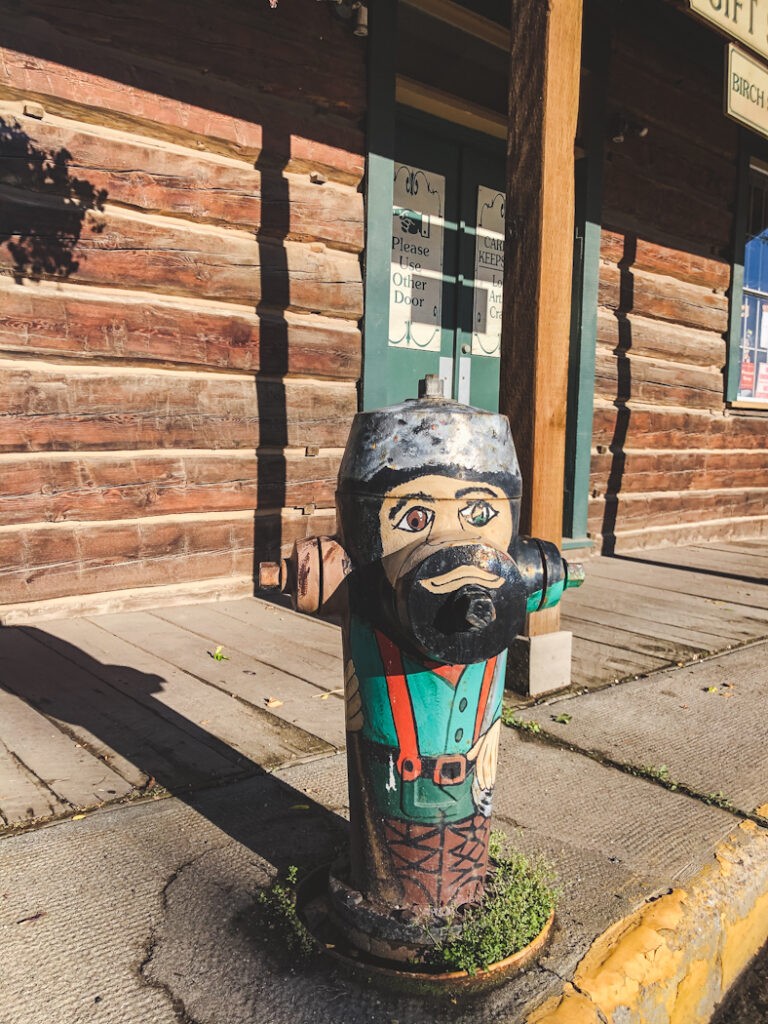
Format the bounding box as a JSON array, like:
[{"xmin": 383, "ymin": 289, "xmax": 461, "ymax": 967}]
[{"xmin": 437, "ymin": 585, "xmax": 497, "ymax": 634}]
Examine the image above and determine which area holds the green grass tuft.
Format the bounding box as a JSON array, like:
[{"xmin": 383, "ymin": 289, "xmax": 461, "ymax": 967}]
[{"xmin": 425, "ymin": 831, "xmax": 558, "ymax": 975}]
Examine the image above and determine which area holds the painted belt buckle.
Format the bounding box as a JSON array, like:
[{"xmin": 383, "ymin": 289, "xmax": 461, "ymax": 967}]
[{"xmin": 432, "ymin": 753, "xmax": 467, "ymax": 786}]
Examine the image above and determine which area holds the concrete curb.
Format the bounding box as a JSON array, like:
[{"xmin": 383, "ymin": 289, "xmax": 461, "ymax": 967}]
[{"xmin": 526, "ymin": 820, "xmax": 768, "ymax": 1024}]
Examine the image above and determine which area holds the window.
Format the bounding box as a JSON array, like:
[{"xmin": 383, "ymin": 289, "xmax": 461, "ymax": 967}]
[{"xmin": 732, "ymin": 159, "xmax": 768, "ymax": 405}]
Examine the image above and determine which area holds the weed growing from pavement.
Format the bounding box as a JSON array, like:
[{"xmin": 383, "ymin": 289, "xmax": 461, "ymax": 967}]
[
  {"xmin": 704, "ymin": 791, "xmax": 736, "ymax": 811},
  {"xmin": 424, "ymin": 831, "xmax": 558, "ymax": 975},
  {"xmin": 255, "ymin": 865, "xmax": 316, "ymax": 959},
  {"xmin": 500, "ymin": 709, "xmax": 542, "ymax": 735}
]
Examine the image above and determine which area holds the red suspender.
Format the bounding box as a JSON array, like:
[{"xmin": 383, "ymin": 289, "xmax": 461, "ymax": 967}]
[
  {"xmin": 473, "ymin": 656, "xmax": 498, "ymax": 744},
  {"xmin": 374, "ymin": 630, "xmax": 422, "ymax": 782}
]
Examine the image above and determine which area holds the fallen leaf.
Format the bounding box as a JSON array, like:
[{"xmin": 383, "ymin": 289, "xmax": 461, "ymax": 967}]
[
  {"xmin": 312, "ymin": 687, "xmax": 344, "ymax": 699},
  {"xmin": 552, "ymin": 713, "xmax": 572, "ymax": 725},
  {"xmin": 290, "ymin": 803, "xmax": 310, "ymax": 811},
  {"xmin": 71, "ymin": 814, "xmax": 87, "ymax": 821},
  {"xmin": 265, "ymin": 697, "xmax": 284, "ymax": 708},
  {"xmin": 704, "ymin": 686, "xmax": 719, "ymax": 693}
]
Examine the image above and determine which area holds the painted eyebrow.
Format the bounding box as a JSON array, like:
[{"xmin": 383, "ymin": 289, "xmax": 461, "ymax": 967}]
[
  {"xmin": 387, "ymin": 493, "xmax": 435, "ymax": 520},
  {"xmin": 454, "ymin": 486, "xmax": 501, "ymax": 499}
]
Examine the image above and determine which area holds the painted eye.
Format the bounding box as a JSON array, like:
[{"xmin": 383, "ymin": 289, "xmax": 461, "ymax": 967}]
[
  {"xmin": 459, "ymin": 500, "xmax": 498, "ymax": 528},
  {"xmin": 395, "ymin": 506, "xmax": 434, "ymax": 533}
]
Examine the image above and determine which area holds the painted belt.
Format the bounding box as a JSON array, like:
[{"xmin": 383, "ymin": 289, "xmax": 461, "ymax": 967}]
[{"xmin": 366, "ymin": 743, "xmax": 471, "ymax": 786}]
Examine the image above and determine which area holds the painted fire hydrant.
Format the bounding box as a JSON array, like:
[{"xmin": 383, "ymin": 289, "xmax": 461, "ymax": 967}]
[{"xmin": 260, "ymin": 382, "xmax": 584, "ymax": 960}]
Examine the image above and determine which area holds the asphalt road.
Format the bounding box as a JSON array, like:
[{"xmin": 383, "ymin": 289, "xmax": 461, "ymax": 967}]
[{"xmin": 712, "ymin": 944, "xmax": 768, "ymax": 1023}]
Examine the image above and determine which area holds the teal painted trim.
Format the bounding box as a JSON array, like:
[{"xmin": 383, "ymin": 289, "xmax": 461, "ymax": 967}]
[
  {"xmin": 726, "ymin": 134, "xmax": 750, "ymax": 404},
  {"xmin": 525, "ymin": 589, "xmax": 543, "ymax": 615},
  {"xmin": 562, "ymin": 536, "xmax": 594, "ymax": 551},
  {"xmin": 361, "ymin": 0, "xmax": 397, "ymax": 412},
  {"xmin": 563, "ymin": 12, "xmax": 609, "ymax": 541},
  {"xmin": 540, "ymin": 579, "xmax": 565, "ymax": 611}
]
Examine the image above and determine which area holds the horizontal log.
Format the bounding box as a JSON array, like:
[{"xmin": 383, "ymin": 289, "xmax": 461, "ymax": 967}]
[
  {"xmin": 599, "ymin": 263, "xmax": 728, "ymax": 334},
  {"xmin": 0, "ymin": 191, "xmax": 363, "ymax": 316},
  {"xmin": 593, "ymin": 405, "xmax": 768, "ymax": 451},
  {"xmin": 0, "ymin": 365, "xmax": 356, "ymax": 451},
  {"xmin": 0, "ymin": 507, "xmax": 336, "ymax": 606},
  {"xmin": 588, "ymin": 487, "xmax": 768, "ymax": 531},
  {"xmin": 0, "ymin": 282, "xmax": 362, "ymax": 378},
  {"xmin": 589, "ymin": 515, "xmax": 768, "ymax": 555},
  {"xmin": 0, "ymin": 37, "xmax": 364, "ymax": 182},
  {"xmin": 2, "ymin": 0, "xmax": 366, "ymax": 119},
  {"xmin": 595, "ymin": 308, "xmax": 725, "ymax": 369},
  {"xmin": 0, "ymin": 450, "xmax": 341, "ymax": 526},
  {"xmin": 0, "ymin": 109, "xmax": 364, "ymax": 250},
  {"xmin": 590, "ymin": 448, "xmax": 768, "ymax": 496},
  {"xmin": 599, "ymin": 230, "xmax": 730, "ymax": 293},
  {"xmin": 594, "ymin": 347, "xmax": 724, "ymax": 411}
]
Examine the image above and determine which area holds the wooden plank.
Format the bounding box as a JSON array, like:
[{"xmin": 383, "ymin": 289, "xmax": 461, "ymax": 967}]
[
  {"xmin": 594, "ymin": 347, "xmax": 724, "ymax": 410},
  {"xmin": 590, "ymin": 450, "xmax": 768, "ymax": 495},
  {"xmin": 0, "ymin": 280, "xmax": 362, "ymax": 379},
  {"xmin": 624, "ymin": 545, "xmax": 768, "ymax": 581},
  {"xmin": 600, "ymin": 231, "xmax": 730, "ymax": 293},
  {"xmin": 2, "ymin": 624, "xmax": 242, "ymax": 790},
  {"xmin": 0, "ymin": 508, "xmax": 338, "ymax": 606},
  {"xmin": 39, "ymin": 617, "xmax": 333, "ymax": 766},
  {"xmin": 583, "ymin": 557, "xmax": 768, "ymax": 611},
  {"xmin": 502, "ymin": 0, "xmax": 583, "ymax": 635},
  {"xmin": 595, "ymin": 517, "xmax": 768, "ymax": 554},
  {"xmin": 596, "ymin": 308, "xmax": 724, "ymax": 369},
  {"xmin": 563, "ymin": 576, "xmax": 768, "ymax": 639},
  {"xmin": 571, "ymin": 636, "xmax": 670, "ymax": 685},
  {"xmin": 561, "ymin": 602, "xmax": 724, "ymax": 651},
  {"xmin": 0, "ymin": 574, "xmax": 254, "ymax": 626},
  {"xmin": 150, "ymin": 602, "xmax": 343, "ymax": 688},
  {"xmin": 598, "ymin": 263, "xmax": 728, "ymax": 334},
  {"xmin": 0, "ymin": 192, "xmax": 363, "ymax": 317},
  {"xmin": 0, "ymin": 22, "xmax": 365, "ymax": 181},
  {"xmin": 0, "ymin": 108, "xmax": 364, "ymax": 249},
  {"xmin": 592, "ymin": 405, "xmax": 768, "ymax": 450},
  {"xmin": 88, "ymin": 609, "xmax": 346, "ymax": 750},
  {"xmin": 0, "ymin": 723, "xmax": 69, "ymax": 825},
  {"xmin": 0, "ymin": 450, "xmax": 341, "ymax": 526},
  {"xmin": 563, "ymin": 618, "xmax": 704, "ymax": 662},
  {"xmin": 5, "ymin": 0, "xmax": 366, "ymax": 122},
  {"xmin": 589, "ymin": 489, "xmax": 768, "ymax": 531},
  {"xmin": 208, "ymin": 598, "xmax": 342, "ymax": 659},
  {"xmin": 0, "ymin": 365, "xmax": 356, "ymax": 452}
]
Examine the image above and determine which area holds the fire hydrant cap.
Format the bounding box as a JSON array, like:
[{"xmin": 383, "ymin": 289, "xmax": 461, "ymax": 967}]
[{"xmin": 337, "ymin": 398, "xmax": 523, "ymax": 498}]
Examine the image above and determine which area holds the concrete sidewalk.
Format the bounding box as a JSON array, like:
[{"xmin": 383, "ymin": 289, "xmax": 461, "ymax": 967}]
[{"xmin": 1, "ymin": 541, "xmax": 768, "ymax": 1023}]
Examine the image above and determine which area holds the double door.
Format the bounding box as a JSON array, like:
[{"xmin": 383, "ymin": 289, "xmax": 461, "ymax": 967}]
[{"xmin": 379, "ymin": 119, "xmax": 506, "ymax": 412}]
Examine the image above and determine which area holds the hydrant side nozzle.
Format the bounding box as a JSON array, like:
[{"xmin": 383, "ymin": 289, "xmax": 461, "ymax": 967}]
[
  {"xmin": 564, "ymin": 560, "xmax": 586, "ymax": 589},
  {"xmin": 258, "ymin": 559, "xmax": 290, "ymax": 592}
]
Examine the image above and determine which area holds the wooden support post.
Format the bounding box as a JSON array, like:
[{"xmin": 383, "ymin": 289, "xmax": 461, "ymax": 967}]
[{"xmin": 501, "ymin": 0, "xmax": 583, "ymax": 637}]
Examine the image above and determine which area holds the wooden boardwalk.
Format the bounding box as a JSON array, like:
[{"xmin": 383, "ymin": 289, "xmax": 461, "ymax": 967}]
[{"xmin": 1, "ymin": 540, "xmax": 767, "ymax": 831}]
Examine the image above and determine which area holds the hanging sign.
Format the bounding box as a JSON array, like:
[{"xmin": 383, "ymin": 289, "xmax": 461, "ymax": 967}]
[
  {"xmin": 389, "ymin": 163, "xmax": 445, "ymax": 351},
  {"xmin": 471, "ymin": 185, "xmax": 505, "ymax": 358},
  {"xmin": 690, "ymin": 0, "xmax": 768, "ymax": 62},
  {"xmin": 725, "ymin": 44, "xmax": 768, "ymax": 138}
]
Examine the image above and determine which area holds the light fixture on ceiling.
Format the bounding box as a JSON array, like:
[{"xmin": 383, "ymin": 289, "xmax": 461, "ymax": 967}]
[{"xmin": 318, "ymin": 0, "xmax": 368, "ymax": 37}]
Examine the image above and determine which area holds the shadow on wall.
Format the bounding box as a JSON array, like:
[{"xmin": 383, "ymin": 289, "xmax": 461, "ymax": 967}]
[
  {"xmin": 0, "ymin": 116, "xmax": 107, "ymax": 282},
  {"xmin": 600, "ymin": 232, "xmax": 635, "ymax": 556}
]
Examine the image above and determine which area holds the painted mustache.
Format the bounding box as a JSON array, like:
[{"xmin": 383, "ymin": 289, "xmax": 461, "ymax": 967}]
[{"xmin": 418, "ymin": 565, "xmax": 505, "ymax": 594}]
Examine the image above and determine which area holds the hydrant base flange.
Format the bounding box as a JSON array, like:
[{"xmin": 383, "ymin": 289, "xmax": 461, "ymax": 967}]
[{"xmin": 296, "ymin": 864, "xmax": 556, "ymax": 996}]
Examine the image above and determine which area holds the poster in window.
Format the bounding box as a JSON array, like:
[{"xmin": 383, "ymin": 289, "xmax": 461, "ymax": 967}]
[
  {"xmin": 389, "ymin": 164, "xmax": 445, "ymax": 351},
  {"xmin": 754, "ymin": 363, "xmax": 768, "ymax": 401},
  {"xmin": 740, "ymin": 361, "xmax": 756, "ymax": 393},
  {"xmin": 471, "ymin": 186, "xmax": 505, "ymax": 357}
]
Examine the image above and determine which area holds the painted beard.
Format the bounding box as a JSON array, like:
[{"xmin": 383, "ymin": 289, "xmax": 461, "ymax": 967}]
[{"xmin": 392, "ymin": 543, "xmax": 528, "ymax": 665}]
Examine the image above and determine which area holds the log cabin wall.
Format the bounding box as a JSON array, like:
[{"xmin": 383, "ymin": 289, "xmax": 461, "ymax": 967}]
[
  {"xmin": 0, "ymin": 0, "xmax": 365, "ymax": 620},
  {"xmin": 589, "ymin": 0, "xmax": 768, "ymax": 553}
]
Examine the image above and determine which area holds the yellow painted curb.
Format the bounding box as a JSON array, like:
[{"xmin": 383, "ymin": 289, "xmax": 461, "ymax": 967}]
[{"xmin": 527, "ymin": 821, "xmax": 768, "ymax": 1024}]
